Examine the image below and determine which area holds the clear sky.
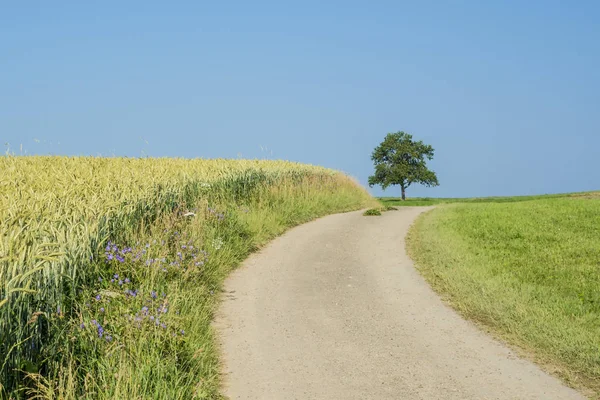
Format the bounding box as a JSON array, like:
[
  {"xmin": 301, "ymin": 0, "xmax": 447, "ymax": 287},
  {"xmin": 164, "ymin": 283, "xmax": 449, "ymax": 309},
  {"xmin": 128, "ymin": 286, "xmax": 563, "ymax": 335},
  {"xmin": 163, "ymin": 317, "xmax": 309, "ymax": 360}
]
[{"xmin": 2, "ymin": 1, "xmax": 599, "ymax": 197}]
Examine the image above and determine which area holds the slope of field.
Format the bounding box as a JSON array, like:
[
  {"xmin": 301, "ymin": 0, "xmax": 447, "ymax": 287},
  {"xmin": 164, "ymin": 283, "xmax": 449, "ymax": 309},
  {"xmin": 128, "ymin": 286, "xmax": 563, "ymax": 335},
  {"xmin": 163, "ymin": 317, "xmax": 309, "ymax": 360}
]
[
  {"xmin": 0, "ymin": 156, "xmax": 376, "ymax": 399},
  {"xmin": 407, "ymin": 197, "xmax": 600, "ymax": 397}
]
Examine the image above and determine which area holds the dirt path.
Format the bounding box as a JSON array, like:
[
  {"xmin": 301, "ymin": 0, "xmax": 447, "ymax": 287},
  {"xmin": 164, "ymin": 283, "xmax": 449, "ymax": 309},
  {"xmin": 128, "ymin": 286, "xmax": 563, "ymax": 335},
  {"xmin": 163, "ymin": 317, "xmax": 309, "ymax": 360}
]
[{"xmin": 215, "ymin": 208, "xmax": 585, "ymax": 399}]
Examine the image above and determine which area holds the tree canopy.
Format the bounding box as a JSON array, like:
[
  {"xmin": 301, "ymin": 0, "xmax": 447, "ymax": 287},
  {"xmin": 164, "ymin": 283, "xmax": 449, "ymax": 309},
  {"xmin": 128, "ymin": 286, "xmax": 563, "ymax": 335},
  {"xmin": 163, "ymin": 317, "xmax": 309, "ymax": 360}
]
[{"xmin": 368, "ymin": 131, "xmax": 439, "ymax": 200}]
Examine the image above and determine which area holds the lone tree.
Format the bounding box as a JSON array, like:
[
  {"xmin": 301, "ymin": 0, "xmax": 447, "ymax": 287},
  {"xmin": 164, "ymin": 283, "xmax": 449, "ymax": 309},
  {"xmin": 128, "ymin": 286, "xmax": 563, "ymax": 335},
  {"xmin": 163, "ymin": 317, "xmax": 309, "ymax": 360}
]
[{"xmin": 368, "ymin": 131, "xmax": 439, "ymax": 200}]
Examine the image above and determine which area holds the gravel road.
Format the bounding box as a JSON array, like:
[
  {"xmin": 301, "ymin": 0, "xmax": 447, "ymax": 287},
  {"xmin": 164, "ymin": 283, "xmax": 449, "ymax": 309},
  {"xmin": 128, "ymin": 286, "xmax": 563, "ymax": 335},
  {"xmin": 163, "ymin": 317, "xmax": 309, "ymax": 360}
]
[{"xmin": 215, "ymin": 207, "xmax": 585, "ymax": 399}]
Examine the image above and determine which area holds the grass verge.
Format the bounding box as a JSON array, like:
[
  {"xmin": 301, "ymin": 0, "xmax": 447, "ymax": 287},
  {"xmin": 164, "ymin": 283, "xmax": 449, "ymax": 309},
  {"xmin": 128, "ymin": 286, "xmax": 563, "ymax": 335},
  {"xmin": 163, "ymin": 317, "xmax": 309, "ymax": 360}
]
[{"xmin": 407, "ymin": 197, "xmax": 600, "ymax": 397}]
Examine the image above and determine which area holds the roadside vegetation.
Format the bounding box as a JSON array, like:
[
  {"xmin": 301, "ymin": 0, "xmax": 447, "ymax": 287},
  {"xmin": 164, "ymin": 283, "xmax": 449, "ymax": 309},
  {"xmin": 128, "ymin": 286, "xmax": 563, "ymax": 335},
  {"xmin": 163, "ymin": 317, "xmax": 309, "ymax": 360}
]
[
  {"xmin": 0, "ymin": 156, "xmax": 376, "ymax": 399},
  {"xmin": 363, "ymin": 208, "xmax": 382, "ymax": 216},
  {"xmin": 363, "ymin": 206, "xmax": 398, "ymax": 216},
  {"xmin": 407, "ymin": 195, "xmax": 600, "ymax": 396}
]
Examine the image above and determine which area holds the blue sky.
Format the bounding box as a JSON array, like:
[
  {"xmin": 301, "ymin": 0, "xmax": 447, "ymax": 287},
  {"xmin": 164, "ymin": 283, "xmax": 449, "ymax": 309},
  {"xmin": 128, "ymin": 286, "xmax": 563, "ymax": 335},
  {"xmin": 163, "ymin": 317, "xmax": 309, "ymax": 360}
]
[{"xmin": 2, "ymin": 1, "xmax": 599, "ymax": 197}]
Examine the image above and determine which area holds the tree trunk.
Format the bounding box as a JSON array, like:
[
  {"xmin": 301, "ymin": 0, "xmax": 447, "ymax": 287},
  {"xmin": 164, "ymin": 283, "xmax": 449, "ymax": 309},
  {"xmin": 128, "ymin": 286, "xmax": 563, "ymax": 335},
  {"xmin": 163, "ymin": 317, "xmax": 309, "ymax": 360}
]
[{"xmin": 401, "ymin": 186, "xmax": 406, "ymax": 201}]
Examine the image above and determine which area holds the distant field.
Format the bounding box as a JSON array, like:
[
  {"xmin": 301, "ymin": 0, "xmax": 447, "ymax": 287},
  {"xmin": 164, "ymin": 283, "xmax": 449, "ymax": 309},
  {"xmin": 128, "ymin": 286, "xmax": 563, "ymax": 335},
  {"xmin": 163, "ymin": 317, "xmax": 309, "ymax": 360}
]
[
  {"xmin": 407, "ymin": 195, "xmax": 600, "ymax": 396},
  {"xmin": 380, "ymin": 191, "xmax": 598, "ymax": 206}
]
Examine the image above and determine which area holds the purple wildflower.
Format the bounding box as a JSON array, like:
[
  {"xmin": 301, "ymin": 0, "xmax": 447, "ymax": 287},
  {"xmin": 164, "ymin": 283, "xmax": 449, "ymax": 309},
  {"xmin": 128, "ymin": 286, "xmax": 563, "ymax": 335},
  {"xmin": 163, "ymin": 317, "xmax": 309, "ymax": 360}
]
[
  {"xmin": 160, "ymin": 323, "xmax": 166, "ymax": 329},
  {"xmin": 124, "ymin": 278, "xmax": 130, "ymax": 284},
  {"xmin": 180, "ymin": 329, "xmax": 185, "ymax": 335},
  {"xmin": 100, "ymin": 307, "xmax": 105, "ymax": 313},
  {"xmin": 105, "ymin": 335, "xmax": 112, "ymax": 342},
  {"xmin": 118, "ymin": 280, "xmax": 123, "ymax": 286},
  {"xmin": 95, "ymin": 294, "xmax": 101, "ymax": 301},
  {"xmin": 107, "ymin": 253, "xmax": 114, "ymax": 261},
  {"xmin": 80, "ymin": 322, "xmax": 85, "ymax": 329},
  {"xmin": 151, "ymin": 291, "xmax": 157, "ymax": 299}
]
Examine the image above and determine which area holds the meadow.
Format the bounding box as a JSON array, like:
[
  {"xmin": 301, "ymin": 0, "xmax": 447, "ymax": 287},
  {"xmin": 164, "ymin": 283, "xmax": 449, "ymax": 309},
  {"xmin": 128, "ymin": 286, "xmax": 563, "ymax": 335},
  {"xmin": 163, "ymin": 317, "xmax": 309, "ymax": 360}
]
[
  {"xmin": 380, "ymin": 192, "xmax": 591, "ymax": 207},
  {"xmin": 406, "ymin": 194, "xmax": 600, "ymax": 397},
  {"xmin": 0, "ymin": 156, "xmax": 376, "ymax": 399}
]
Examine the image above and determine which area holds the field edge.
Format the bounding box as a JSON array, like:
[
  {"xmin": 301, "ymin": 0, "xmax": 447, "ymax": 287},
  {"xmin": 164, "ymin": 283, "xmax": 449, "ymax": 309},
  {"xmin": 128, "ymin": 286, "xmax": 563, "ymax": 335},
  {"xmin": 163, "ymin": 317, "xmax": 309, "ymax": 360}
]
[{"xmin": 406, "ymin": 206, "xmax": 598, "ymax": 399}]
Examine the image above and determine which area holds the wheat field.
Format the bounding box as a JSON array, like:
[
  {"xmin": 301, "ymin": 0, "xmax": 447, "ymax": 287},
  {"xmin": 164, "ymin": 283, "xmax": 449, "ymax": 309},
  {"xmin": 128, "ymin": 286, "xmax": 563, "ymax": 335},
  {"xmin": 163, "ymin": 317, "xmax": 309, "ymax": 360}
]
[{"xmin": 0, "ymin": 156, "xmax": 375, "ymax": 399}]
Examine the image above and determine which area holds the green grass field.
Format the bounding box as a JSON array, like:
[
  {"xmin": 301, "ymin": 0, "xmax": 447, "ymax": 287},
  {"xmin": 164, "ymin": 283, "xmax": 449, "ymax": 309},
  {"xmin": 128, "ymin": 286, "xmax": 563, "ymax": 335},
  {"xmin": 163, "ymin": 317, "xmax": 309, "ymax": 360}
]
[
  {"xmin": 407, "ymin": 195, "xmax": 600, "ymax": 397},
  {"xmin": 380, "ymin": 191, "xmax": 598, "ymax": 207}
]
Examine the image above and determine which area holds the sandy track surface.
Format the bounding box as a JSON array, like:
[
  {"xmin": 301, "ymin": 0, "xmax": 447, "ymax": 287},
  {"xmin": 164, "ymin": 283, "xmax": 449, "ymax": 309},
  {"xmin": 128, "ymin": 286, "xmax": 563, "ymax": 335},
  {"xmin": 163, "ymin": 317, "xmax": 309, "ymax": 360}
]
[{"xmin": 215, "ymin": 208, "xmax": 584, "ymax": 399}]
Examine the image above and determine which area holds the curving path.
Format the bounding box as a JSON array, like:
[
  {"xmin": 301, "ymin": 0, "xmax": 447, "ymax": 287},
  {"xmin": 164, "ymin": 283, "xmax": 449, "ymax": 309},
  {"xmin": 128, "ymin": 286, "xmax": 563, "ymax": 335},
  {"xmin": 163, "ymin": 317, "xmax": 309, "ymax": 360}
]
[{"xmin": 214, "ymin": 208, "xmax": 585, "ymax": 400}]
